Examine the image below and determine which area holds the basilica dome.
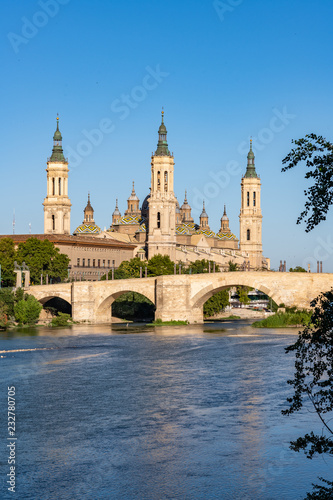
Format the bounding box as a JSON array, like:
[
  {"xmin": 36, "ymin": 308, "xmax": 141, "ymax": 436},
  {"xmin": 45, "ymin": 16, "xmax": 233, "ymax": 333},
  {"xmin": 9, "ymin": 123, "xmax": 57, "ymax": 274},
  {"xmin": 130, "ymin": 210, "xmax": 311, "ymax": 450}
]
[{"xmin": 73, "ymin": 223, "xmax": 101, "ymax": 235}]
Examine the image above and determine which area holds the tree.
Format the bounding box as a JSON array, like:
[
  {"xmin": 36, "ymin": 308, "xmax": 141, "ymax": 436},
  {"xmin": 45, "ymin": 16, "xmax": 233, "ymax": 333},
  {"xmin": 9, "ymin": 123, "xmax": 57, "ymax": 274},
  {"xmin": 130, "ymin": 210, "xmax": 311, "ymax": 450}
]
[
  {"xmin": 102, "ymin": 257, "xmax": 143, "ymax": 280},
  {"xmin": 185, "ymin": 259, "xmax": 218, "ymax": 274},
  {"xmin": 282, "ymin": 134, "xmax": 333, "ymax": 232},
  {"xmin": 289, "ymin": 266, "xmax": 307, "ymax": 272},
  {"xmin": 203, "ymin": 289, "xmax": 229, "ymax": 317},
  {"xmin": 228, "ymin": 261, "xmax": 238, "ymax": 271},
  {"xmin": 282, "ymin": 133, "xmax": 333, "ymax": 498},
  {"xmin": 147, "ymin": 254, "xmax": 174, "ymax": 276},
  {"xmin": 282, "ymin": 290, "xmax": 333, "ymax": 498},
  {"xmin": 14, "ymin": 294, "xmax": 42, "ymax": 324},
  {"xmin": 237, "ymin": 286, "xmax": 251, "ymax": 305},
  {"xmin": 16, "ymin": 238, "xmax": 70, "ymax": 284},
  {"xmin": 0, "ymin": 238, "xmax": 16, "ymax": 287}
]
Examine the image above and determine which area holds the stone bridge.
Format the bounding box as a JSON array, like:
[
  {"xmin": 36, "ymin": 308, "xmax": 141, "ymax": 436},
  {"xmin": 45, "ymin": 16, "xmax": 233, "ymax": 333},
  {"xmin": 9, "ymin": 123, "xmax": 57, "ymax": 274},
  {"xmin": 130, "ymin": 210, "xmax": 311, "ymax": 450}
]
[{"xmin": 28, "ymin": 272, "xmax": 333, "ymax": 324}]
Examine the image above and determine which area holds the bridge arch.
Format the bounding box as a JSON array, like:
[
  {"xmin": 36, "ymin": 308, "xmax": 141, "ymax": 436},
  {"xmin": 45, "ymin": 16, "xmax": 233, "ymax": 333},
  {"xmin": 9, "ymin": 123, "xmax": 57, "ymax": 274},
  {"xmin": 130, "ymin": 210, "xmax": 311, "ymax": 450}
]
[
  {"xmin": 191, "ymin": 280, "xmax": 279, "ymax": 313},
  {"xmin": 95, "ymin": 287, "xmax": 156, "ymax": 323}
]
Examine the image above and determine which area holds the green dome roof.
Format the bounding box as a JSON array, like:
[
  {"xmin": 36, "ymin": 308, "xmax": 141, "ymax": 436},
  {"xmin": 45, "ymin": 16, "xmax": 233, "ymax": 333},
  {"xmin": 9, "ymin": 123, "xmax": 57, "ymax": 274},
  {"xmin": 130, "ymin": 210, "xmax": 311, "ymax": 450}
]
[{"xmin": 53, "ymin": 119, "xmax": 62, "ymax": 141}]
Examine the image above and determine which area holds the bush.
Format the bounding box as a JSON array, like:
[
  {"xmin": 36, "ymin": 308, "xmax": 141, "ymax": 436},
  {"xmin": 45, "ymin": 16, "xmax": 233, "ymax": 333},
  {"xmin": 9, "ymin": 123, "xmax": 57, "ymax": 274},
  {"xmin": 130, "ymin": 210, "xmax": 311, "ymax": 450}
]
[
  {"xmin": 51, "ymin": 313, "xmax": 72, "ymax": 327},
  {"xmin": 14, "ymin": 295, "xmax": 42, "ymax": 324}
]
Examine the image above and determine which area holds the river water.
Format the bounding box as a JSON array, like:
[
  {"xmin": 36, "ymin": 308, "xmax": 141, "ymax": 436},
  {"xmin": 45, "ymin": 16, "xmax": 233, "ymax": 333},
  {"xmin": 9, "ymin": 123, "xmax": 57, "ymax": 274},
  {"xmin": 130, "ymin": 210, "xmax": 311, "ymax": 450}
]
[{"xmin": 0, "ymin": 321, "xmax": 330, "ymax": 499}]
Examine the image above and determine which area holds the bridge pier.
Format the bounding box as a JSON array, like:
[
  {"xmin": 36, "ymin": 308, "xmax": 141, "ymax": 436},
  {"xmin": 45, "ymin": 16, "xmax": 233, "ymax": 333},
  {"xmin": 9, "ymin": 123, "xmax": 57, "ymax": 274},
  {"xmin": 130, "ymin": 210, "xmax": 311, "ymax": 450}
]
[
  {"xmin": 155, "ymin": 276, "xmax": 203, "ymax": 323},
  {"xmin": 71, "ymin": 282, "xmax": 97, "ymax": 323}
]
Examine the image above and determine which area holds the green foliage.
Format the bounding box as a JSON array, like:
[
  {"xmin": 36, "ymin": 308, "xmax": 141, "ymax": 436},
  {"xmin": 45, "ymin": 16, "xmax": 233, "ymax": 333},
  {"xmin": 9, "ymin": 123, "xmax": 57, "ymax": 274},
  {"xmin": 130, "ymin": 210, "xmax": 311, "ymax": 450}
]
[
  {"xmin": 252, "ymin": 308, "xmax": 312, "ymax": 328},
  {"xmin": 16, "ymin": 238, "xmax": 70, "ymax": 284},
  {"xmin": 185, "ymin": 259, "xmax": 219, "ymax": 274},
  {"xmin": 14, "ymin": 295, "xmax": 42, "ymax": 325},
  {"xmin": 0, "ymin": 238, "xmax": 16, "ymax": 286},
  {"xmin": 282, "ymin": 134, "xmax": 333, "ymax": 232},
  {"xmin": 228, "ymin": 260, "xmax": 238, "ymax": 271},
  {"xmin": 289, "ymin": 266, "xmax": 307, "ymax": 272},
  {"xmin": 0, "ymin": 302, "xmax": 8, "ymax": 329},
  {"xmin": 112, "ymin": 292, "xmax": 155, "ymax": 321},
  {"xmin": 281, "ymin": 290, "xmax": 333, "ymax": 497},
  {"xmin": 147, "ymin": 254, "xmax": 174, "ymax": 276},
  {"xmin": 149, "ymin": 319, "xmax": 188, "ymax": 326},
  {"xmin": 203, "ymin": 290, "xmax": 229, "ymax": 317},
  {"xmin": 305, "ymin": 478, "xmax": 333, "ymax": 499},
  {"xmin": 51, "ymin": 312, "xmax": 72, "ymax": 327},
  {"xmin": 102, "ymin": 257, "xmax": 143, "ymax": 280},
  {"xmin": 237, "ymin": 286, "xmax": 251, "ymax": 305}
]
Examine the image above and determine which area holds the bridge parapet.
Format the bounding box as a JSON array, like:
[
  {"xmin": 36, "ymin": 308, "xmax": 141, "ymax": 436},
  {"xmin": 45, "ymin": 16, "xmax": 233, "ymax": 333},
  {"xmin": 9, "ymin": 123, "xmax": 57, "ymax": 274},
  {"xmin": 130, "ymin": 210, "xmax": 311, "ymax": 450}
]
[{"xmin": 27, "ymin": 272, "xmax": 333, "ymax": 324}]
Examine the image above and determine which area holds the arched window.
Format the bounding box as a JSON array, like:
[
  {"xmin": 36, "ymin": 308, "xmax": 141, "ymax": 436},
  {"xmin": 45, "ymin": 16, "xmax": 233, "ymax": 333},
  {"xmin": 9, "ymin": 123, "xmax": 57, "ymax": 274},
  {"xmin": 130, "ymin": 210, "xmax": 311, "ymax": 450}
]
[
  {"xmin": 253, "ymin": 192, "xmax": 256, "ymax": 207},
  {"xmin": 52, "ymin": 178, "xmax": 55, "ymax": 196},
  {"xmin": 247, "ymin": 229, "xmax": 250, "ymax": 241},
  {"xmin": 157, "ymin": 212, "xmax": 161, "ymax": 228},
  {"xmin": 52, "ymin": 214, "xmax": 55, "ymax": 231},
  {"xmin": 164, "ymin": 171, "xmax": 168, "ymax": 191},
  {"xmin": 157, "ymin": 171, "xmax": 161, "ymax": 190},
  {"xmin": 247, "ymin": 192, "xmax": 250, "ymax": 207},
  {"xmin": 59, "ymin": 178, "xmax": 61, "ymax": 195}
]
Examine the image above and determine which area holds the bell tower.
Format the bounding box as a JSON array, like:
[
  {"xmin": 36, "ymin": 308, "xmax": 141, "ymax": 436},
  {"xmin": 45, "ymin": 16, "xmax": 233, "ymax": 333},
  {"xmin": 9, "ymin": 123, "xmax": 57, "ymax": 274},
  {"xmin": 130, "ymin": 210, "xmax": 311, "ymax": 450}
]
[
  {"xmin": 147, "ymin": 110, "xmax": 177, "ymax": 260},
  {"xmin": 43, "ymin": 116, "xmax": 71, "ymax": 234},
  {"xmin": 239, "ymin": 140, "xmax": 263, "ymax": 269}
]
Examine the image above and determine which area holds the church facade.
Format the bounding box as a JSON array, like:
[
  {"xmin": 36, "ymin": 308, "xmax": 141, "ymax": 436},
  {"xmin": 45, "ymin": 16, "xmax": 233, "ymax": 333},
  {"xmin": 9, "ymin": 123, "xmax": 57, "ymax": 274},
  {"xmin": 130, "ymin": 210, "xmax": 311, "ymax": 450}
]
[{"xmin": 46, "ymin": 113, "xmax": 269, "ymax": 272}]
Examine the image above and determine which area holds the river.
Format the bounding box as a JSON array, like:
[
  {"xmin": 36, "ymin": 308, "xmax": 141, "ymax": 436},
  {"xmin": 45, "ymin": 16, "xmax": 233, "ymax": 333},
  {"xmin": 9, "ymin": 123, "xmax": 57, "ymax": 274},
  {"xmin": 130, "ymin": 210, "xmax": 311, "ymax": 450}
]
[{"xmin": 0, "ymin": 321, "xmax": 330, "ymax": 499}]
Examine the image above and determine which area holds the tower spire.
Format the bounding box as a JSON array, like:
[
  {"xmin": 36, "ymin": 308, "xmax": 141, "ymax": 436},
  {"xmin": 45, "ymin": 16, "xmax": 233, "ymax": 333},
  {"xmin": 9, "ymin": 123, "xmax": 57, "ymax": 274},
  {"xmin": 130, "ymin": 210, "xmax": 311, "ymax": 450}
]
[
  {"xmin": 244, "ymin": 138, "xmax": 257, "ymax": 178},
  {"xmin": 50, "ymin": 115, "xmax": 65, "ymax": 162},
  {"xmin": 155, "ymin": 109, "xmax": 170, "ymax": 156}
]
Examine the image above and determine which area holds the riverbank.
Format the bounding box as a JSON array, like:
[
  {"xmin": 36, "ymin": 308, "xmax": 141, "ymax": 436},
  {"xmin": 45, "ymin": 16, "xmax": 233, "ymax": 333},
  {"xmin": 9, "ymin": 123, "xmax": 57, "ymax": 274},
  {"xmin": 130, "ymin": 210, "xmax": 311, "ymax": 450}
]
[
  {"xmin": 252, "ymin": 309, "xmax": 312, "ymax": 328},
  {"xmin": 206, "ymin": 307, "xmax": 274, "ymax": 321}
]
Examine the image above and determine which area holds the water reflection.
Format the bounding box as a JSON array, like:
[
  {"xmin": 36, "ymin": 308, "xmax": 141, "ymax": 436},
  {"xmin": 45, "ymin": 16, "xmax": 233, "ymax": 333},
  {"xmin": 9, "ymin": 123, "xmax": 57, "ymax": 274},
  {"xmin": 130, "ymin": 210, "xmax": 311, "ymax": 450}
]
[{"xmin": 0, "ymin": 322, "xmax": 329, "ymax": 499}]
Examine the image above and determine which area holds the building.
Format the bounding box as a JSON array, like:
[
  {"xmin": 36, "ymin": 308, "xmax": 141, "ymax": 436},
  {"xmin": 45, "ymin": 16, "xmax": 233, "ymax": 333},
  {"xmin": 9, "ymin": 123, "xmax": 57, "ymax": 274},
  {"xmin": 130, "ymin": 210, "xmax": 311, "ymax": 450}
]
[
  {"xmin": 82, "ymin": 111, "xmax": 269, "ymax": 270},
  {"xmin": 1, "ymin": 113, "xmax": 269, "ymax": 279}
]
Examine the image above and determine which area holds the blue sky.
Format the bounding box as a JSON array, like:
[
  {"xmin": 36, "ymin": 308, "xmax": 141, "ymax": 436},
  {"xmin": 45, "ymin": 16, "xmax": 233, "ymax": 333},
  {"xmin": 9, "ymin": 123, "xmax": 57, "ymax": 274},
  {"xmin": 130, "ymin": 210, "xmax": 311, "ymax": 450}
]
[{"xmin": 2, "ymin": 0, "xmax": 333, "ymax": 271}]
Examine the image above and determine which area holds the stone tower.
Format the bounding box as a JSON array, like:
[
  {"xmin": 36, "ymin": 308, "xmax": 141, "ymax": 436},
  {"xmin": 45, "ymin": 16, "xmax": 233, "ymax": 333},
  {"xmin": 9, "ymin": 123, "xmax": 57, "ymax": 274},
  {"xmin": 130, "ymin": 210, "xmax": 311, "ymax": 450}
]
[
  {"xmin": 124, "ymin": 182, "xmax": 140, "ymax": 217},
  {"xmin": 147, "ymin": 111, "xmax": 177, "ymax": 260},
  {"xmin": 43, "ymin": 116, "xmax": 71, "ymax": 234},
  {"xmin": 112, "ymin": 199, "xmax": 121, "ymax": 225},
  {"xmin": 83, "ymin": 193, "xmax": 95, "ymax": 224},
  {"xmin": 239, "ymin": 140, "xmax": 263, "ymax": 269},
  {"xmin": 199, "ymin": 201, "xmax": 210, "ymax": 230},
  {"xmin": 180, "ymin": 191, "xmax": 194, "ymax": 223},
  {"xmin": 219, "ymin": 205, "xmax": 231, "ymax": 233}
]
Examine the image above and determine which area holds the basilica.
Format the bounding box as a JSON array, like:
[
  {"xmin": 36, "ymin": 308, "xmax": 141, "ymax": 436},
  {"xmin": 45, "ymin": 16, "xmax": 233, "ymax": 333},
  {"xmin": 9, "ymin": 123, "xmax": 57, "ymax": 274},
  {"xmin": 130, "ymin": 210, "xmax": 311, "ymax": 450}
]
[{"xmin": 42, "ymin": 113, "xmax": 270, "ymax": 274}]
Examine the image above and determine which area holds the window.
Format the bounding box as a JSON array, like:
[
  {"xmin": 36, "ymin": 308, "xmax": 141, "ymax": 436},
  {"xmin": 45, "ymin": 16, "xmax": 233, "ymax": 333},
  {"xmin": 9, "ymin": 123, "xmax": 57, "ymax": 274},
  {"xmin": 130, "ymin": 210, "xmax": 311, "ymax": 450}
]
[
  {"xmin": 93, "ymin": 259, "xmax": 95, "ymax": 267},
  {"xmin": 87, "ymin": 259, "xmax": 90, "ymax": 267},
  {"xmin": 247, "ymin": 192, "xmax": 250, "ymax": 207},
  {"xmin": 112, "ymin": 260, "xmax": 115, "ymax": 266},
  {"xmin": 164, "ymin": 171, "xmax": 168, "ymax": 191},
  {"xmin": 157, "ymin": 212, "xmax": 161, "ymax": 228},
  {"xmin": 52, "ymin": 214, "xmax": 55, "ymax": 231},
  {"xmin": 108, "ymin": 260, "xmax": 110, "ymax": 267},
  {"xmin": 77, "ymin": 258, "xmax": 80, "ymax": 267},
  {"xmin": 157, "ymin": 171, "xmax": 161, "ymax": 190},
  {"xmin": 52, "ymin": 178, "xmax": 55, "ymax": 196},
  {"xmin": 103, "ymin": 260, "xmax": 105, "ymax": 267},
  {"xmin": 247, "ymin": 229, "xmax": 250, "ymax": 241},
  {"xmin": 82, "ymin": 259, "xmax": 85, "ymax": 267},
  {"xmin": 131, "ymin": 204, "xmax": 133, "ymax": 211},
  {"xmin": 253, "ymin": 192, "xmax": 256, "ymax": 207},
  {"xmin": 98, "ymin": 259, "xmax": 100, "ymax": 267},
  {"xmin": 59, "ymin": 178, "xmax": 61, "ymax": 195}
]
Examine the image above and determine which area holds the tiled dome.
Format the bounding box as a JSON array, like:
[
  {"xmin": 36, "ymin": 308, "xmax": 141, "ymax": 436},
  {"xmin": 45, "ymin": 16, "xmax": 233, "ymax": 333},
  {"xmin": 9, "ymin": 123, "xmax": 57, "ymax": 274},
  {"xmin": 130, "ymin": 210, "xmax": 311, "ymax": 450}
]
[{"xmin": 73, "ymin": 224, "xmax": 101, "ymax": 235}]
